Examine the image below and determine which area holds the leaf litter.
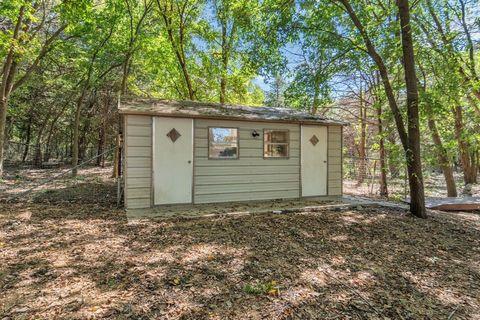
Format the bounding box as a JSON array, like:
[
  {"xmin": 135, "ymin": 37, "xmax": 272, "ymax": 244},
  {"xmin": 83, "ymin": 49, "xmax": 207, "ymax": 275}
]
[{"xmin": 0, "ymin": 167, "xmax": 479, "ymax": 319}]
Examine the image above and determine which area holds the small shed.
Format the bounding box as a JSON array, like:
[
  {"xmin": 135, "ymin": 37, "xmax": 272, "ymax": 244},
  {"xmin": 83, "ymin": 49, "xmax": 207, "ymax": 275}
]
[{"xmin": 119, "ymin": 97, "xmax": 347, "ymax": 209}]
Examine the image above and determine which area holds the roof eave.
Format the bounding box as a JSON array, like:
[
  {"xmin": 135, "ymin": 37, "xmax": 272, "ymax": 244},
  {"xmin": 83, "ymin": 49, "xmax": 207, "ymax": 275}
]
[{"xmin": 118, "ymin": 109, "xmax": 348, "ymax": 126}]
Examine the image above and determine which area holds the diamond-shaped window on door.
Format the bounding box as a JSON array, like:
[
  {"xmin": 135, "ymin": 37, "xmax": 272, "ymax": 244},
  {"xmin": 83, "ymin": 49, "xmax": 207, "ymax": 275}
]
[
  {"xmin": 166, "ymin": 128, "xmax": 181, "ymax": 142},
  {"xmin": 309, "ymin": 134, "xmax": 319, "ymax": 146}
]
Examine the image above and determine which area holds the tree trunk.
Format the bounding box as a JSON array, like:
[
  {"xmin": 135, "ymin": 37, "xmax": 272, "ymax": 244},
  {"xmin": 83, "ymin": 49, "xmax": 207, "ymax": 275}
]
[
  {"xmin": 312, "ymin": 77, "xmax": 321, "ymax": 115},
  {"xmin": 44, "ymin": 103, "xmax": 68, "ymax": 162},
  {"xmin": 96, "ymin": 131, "xmax": 105, "ymax": 167},
  {"xmin": 357, "ymin": 90, "xmax": 367, "ymax": 184},
  {"xmin": 378, "ymin": 104, "xmax": 388, "ymax": 197},
  {"xmin": 220, "ymin": 17, "xmax": 227, "ymax": 104},
  {"xmin": 471, "ymin": 150, "xmax": 478, "ymax": 183},
  {"xmin": 0, "ymin": 6, "xmax": 25, "ymax": 176},
  {"xmin": 78, "ymin": 117, "xmax": 92, "ymax": 163},
  {"xmin": 179, "ymin": 55, "xmax": 195, "ymax": 100},
  {"xmin": 44, "ymin": 128, "xmax": 54, "ymax": 162},
  {"xmin": 33, "ymin": 112, "xmax": 52, "ymax": 167},
  {"xmin": 121, "ymin": 54, "xmax": 132, "ymax": 95},
  {"xmin": 158, "ymin": 7, "xmax": 196, "ymax": 100},
  {"xmin": 386, "ymin": 133, "xmax": 399, "ymax": 178},
  {"xmin": 0, "ymin": 100, "xmax": 8, "ymax": 174},
  {"xmin": 397, "ymin": 0, "xmax": 427, "ymax": 217},
  {"xmin": 220, "ymin": 77, "xmax": 226, "ymax": 104},
  {"xmin": 427, "ymin": 114, "xmax": 457, "ymax": 196},
  {"xmin": 338, "ymin": 0, "xmax": 426, "ymax": 216},
  {"xmin": 72, "ymin": 91, "xmax": 86, "ymax": 176},
  {"xmin": 22, "ymin": 114, "xmax": 32, "ymax": 163},
  {"xmin": 452, "ymin": 105, "xmax": 476, "ymax": 184},
  {"xmin": 97, "ymin": 95, "xmax": 108, "ymax": 167},
  {"xmin": 220, "ymin": 21, "xmax": 228, "ymax": 104}
]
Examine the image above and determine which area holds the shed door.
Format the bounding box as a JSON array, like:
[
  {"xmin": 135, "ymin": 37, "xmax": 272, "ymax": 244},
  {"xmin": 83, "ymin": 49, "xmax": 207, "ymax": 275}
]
[
  {"xmin": 301, "ymin": 125, "xmax": 328, "ymax": 196},
  {"xmin": 153, "ymin": 117, "xmax": 193, "ymax": 205}
]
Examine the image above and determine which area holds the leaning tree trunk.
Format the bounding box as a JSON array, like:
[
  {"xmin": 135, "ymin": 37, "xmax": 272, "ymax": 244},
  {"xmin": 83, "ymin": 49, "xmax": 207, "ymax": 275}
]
[
  {"xmin": 427, "ymin": 113, "xmax": 457, "ymax": 196},
  {"xmin": 398, "ymin": 0, "xmax": 427, "ymax": 218}
]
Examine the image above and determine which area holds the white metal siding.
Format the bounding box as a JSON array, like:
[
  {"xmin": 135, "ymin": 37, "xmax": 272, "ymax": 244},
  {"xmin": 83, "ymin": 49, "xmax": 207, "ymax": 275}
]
[
  {"xmin": 193, "ymin": 119, "xmax": 300, "ymax": 203},
  {"xmin": 328, "ymin": 125, "xmax": 342, "ymax": 195},
  {"xmin": 124, "ymin": 115, "xmax": 152, "ymax": 209},
  {"xmin": 123, "ymin": 116, "xmax": 343, "ymax": 208}
]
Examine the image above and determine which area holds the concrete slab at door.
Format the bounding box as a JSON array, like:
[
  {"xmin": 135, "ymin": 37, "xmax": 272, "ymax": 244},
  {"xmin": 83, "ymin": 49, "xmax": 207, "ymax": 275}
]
[
  {"xmin": 301, "ymin": 125, "xmax": 327, "ymax": 196},
  {"xmin": 153, "ymin": 117, "xmax": 193, "ymax": 205}
]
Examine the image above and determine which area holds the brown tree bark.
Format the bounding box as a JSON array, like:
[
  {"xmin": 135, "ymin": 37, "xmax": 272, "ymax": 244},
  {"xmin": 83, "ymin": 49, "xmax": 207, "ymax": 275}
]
[
  {"xmin": 220, "ymin": 21, "xmax": 228, "ymax": 104},
  {"xmin": 0, "ymin": 5, "xmax": 66, "ymax": 176},
  {"xmin": 426, "ymin": 114, "xmax": 457, "ymax": 196},
  {"xmin": 33, "ymin": 112, "xmax": 52, "ymax": 167},
  {"xmin": 377, "ymin": 104, "xmax": 388, "ymax": 197},
  {"xmin": 397, "ymin": 0, "xmax": 426, "ymax": 217},
  {"xmin": 72, "ymin": 24, "xmax": 118, "ymax": 176},
  {"xmin": 453, "ymin": 105, "xmax": 477, "ymax": 184},
  {"xmin": 72, "ymin": 90, "xmax": 87, "ymax": 176},
  {"xmin": 417, "ymin": 65, "xmax": 458, "ymax": 197},
  {"xmin": 424, "ymin": 0, "xmax": 480, "ymax": 113},
  {"xmin": 157, "ymin": 0, "xmax": 196, "ymax": 100},
  {"xmin": 337, "ymin": 0, "xmax": 426, "ymax": 217},
  {"xmin": 0, "ymin": 6, "xmax": 25, "ymax": 175},
  {"xmin": 218, "ymin": 6, "xmax": 236, "ymax": 104},
  {"xmin": 357, "ymin": 89, "xmax": 367, "ymax": 184},
  {"xmin": 312, "ymin": 77, "xmax": 321, "ymax": 115},
  {"xmin": 121, "ymin": 0, "xmax": 153, "ymax": 95},
  {"xmin": 337, "ymin": 0, "xmax": 409, "ymax": 150},
  {"xmin": 22, "ymin": 114, "xmax": 32, "ymax": 163},
  {"xmin": 44, "ymin": 102, "xmax": 69, "ymax": 162},
  {"xmin": 97, "ymin": 95, "xmax": 109, "ymax": 167}
]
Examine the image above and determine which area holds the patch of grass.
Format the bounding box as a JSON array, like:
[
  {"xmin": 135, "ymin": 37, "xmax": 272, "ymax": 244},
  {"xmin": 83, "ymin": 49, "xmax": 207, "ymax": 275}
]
[
  {"xmin": 243, "ymin": 280, "xmax": 279, "ymax": 296},
  {"xmin": 388, "ymin": 192, "xmax": 405, "ymax": 202}
]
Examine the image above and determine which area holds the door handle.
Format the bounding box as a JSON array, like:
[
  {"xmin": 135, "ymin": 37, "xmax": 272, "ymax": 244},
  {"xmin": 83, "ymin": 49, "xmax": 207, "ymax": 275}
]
[
  {"xmin": 323, "ymin": 160, "xmax": 327, "ymax": 163},
  {"xmin": 188, "ymin": 160, "xmax": 192, "ymax": 164}
]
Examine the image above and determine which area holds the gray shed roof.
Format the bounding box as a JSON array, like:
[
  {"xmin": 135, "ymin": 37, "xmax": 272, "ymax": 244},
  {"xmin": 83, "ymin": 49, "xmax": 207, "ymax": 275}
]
[{"xmin": 119, "ymin": 96, "xmax": 347, "ymax": 125}]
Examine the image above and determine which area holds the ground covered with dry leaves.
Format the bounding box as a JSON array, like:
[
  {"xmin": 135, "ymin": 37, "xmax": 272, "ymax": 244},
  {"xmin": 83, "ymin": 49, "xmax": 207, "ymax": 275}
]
[{"xmin": 1, "ymin": 167, "xmax": 480, "ymax": 319}]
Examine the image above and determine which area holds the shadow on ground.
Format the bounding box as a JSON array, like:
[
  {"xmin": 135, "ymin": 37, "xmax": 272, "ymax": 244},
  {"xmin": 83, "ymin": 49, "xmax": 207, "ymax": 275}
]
[
  {"xmin": 1, "ymin": 170, "xmax": 479, "ymax": 319},
  {"xmin": 31, "ymin": 181, "xmax": 117, "ymax": 206},
  {"xmin": 1, "ymin": 203, "xmax": 479, "ymax": 319}
]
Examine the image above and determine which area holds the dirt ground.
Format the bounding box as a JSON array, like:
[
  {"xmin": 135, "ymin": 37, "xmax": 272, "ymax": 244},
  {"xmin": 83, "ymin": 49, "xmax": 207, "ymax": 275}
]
[{"xmin": 1, "ymin": 167, "xmax": 480, "ymax": 319}]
